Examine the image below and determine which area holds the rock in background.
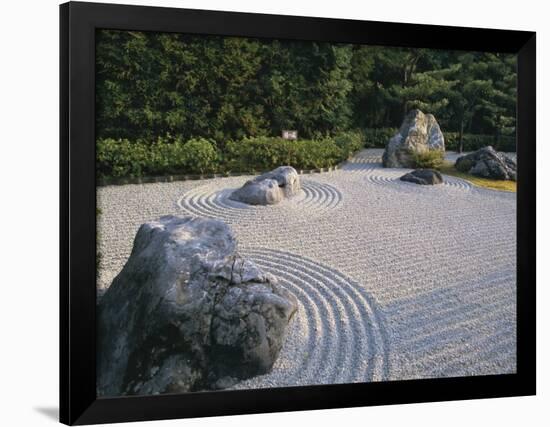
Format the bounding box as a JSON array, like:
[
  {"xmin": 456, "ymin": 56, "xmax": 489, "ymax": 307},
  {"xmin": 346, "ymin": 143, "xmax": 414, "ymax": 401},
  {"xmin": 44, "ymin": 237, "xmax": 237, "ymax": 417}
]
[
  {"xmin": 229, "ymin": 166, "xmax": 301, "ymax": 205},
  {"xmin": 382, "ymin": 109, "xmax": 445, "ymax": 168},
  {"xmin": 455, "ymin": 146, "xmax": 516, "ymax": 181},
  {"xmin": 97, "ymin": 215, "xmax": 297, "ymax": 396}
]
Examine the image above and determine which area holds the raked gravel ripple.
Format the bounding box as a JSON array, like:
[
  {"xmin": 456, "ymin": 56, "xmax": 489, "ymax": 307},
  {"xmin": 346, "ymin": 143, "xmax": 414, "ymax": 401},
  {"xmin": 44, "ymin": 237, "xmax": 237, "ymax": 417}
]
[{"xmin": 97, "ymin": 149, "xmax": 516, "ymax": 386}]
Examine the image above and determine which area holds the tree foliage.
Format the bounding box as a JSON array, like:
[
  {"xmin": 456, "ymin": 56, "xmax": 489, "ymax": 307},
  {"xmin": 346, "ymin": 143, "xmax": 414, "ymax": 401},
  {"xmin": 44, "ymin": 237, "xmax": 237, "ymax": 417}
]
[{"xmin": 96, "ymin": 30, "xmax": 517, "ymax": 147}]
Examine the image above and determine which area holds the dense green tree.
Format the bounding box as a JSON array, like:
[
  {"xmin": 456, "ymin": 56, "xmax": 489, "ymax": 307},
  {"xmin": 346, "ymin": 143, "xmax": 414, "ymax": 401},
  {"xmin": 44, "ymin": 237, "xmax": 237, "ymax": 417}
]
[
  {"xmin": 433, "ymin": 53, "xmax": 517, "ymax": 152},
  {"xmin": 96, "ymin": 30, "xmax": 517, "ymax": 147},
  {"xmin": 476, "ymin": 54, "xmax": 517, "ymax": 148},
  {"xmin": 442, "ymin": 55, "xmax": 492, "ymax": 152},
  {"xmin": 258, "ymin": 41, "xmax": 352, "ymax": 138}
]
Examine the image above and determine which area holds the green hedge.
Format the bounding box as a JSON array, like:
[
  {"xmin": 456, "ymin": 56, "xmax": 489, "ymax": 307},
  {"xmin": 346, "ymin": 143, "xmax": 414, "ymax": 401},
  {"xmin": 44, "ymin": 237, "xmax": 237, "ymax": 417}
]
[
  {"xmin": 227, "ymin": 138, "xmax": 332, "ymax": 172},
  {"xmin": 363, "ymin": 128, "xmax": 398, "ymax": 148},
  {"xmin": 363, "ymin": 127, "xmax": 516, "ymax": 152},
  {"xmin": 333, "ymin": 131, "xmax": 364, "ymax": 158},
  {"xmin": 97, "ymin": 131, "xmax": 364, "ymax": 179},
  {"xmin": 97, "ymin": 137, "xmax": 220, "ymax": 178},
  {"xmin": 97, "ymin": 128, "xmax": 516, "ymax": 180},
  {"xmin": 443, "ymin": 132, "xmax": 516, "ymax": 153},
  {"xmin": 225, "ymin": 134, "xmax": 361, "ymax": 172}
]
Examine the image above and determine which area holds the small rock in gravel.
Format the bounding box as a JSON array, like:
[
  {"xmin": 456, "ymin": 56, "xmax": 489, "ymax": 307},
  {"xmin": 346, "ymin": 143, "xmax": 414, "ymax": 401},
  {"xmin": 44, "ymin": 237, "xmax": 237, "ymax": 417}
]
[{"xmin": 400, "ymin": 169, "xmax": 443, "ymax": 185}]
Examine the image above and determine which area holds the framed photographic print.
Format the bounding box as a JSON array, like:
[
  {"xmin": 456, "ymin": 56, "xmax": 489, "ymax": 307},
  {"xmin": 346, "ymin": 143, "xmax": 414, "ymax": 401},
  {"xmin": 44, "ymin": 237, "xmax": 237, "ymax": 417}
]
[{"xmin": 60, "ymin": 1, "xmax": 536, "ymax": 425}]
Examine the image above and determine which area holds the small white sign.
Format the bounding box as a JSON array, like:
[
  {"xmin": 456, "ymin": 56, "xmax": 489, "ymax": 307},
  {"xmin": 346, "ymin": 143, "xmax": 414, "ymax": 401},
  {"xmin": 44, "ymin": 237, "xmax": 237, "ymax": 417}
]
[{"xmin": 282, "ymin": 130, "xmax": 298, "ymax": 140}]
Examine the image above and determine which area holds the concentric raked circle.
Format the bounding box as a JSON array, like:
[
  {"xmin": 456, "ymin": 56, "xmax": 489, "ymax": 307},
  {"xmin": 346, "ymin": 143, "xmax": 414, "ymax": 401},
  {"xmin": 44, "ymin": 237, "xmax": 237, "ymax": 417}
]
[
  {"xmin": 362, "ymin": 167, "xmax": 473, "ymax": 192},
  {"xmin": 341, "ymin": 151, "xmax": 473, "ymax": 191},
  {"xmin": 348, "ymin": 150, "xmax": 383, "ymax": 164},
  {"xmin": 231, "ymin": 248, "xmax": 389, "ymax": 389},
  {"xmin": 341, "ymin": 152, "xmax": 383, "ymax": 174},
  {"xmin": 177, "ymin": 179, "xmax": 342, "ymax": 221}
]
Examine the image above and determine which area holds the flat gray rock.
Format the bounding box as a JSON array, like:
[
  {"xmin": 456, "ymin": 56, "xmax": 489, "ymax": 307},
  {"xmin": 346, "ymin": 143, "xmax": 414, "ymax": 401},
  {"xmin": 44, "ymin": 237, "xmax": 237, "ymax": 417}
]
[
  {"xmin": 455, "ymin": 146, "xmax": 516, "ymax": 181},
  {"xmin": 97, "ymin": 215, "xmax": 297, "ymax": 396},
  {"xmin": 383, "ymin": 109, "xmax": 445, "ymax": 168},
  {"xmin": 400, "ymin": 169, "xmax": 443, "ymax": 185},
  {"xmin": 229, "ymin": 166, "xmax": 300, "ymax": 205}
]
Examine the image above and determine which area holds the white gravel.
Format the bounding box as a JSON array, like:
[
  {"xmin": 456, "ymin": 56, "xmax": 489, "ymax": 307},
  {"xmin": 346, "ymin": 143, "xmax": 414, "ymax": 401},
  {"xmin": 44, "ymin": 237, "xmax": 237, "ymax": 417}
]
[{"xmin": 97, "ymin": 149, "xmax": 516, "ymax": 387}]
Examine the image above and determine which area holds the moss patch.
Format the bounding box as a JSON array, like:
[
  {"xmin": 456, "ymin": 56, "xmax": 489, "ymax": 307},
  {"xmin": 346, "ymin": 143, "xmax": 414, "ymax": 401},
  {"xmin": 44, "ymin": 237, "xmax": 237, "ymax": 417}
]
[{"xmin": 440, "ymin": 161, "xmax": 516, "ymax": 193}]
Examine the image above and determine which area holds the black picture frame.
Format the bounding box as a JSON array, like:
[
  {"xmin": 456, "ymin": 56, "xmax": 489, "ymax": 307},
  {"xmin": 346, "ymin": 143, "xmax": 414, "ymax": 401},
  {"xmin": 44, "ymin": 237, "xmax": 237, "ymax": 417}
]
[{"xmin": 59, "ymin": 1, "xmax": 536, "ymax": 425}]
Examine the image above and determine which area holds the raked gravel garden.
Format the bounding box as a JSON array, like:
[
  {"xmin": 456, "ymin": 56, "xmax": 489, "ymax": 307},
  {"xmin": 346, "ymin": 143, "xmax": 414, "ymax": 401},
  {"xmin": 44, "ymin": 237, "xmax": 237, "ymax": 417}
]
[{"xmin": 97, "ymin": 148, "xmax": 516, "ymax": 388}]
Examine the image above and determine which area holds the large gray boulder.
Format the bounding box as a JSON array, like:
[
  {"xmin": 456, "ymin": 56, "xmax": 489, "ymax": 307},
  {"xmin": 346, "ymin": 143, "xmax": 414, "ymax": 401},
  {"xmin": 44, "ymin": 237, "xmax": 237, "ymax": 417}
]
[
  {"xmin": 229, "ymin": 178, "xmax": 283, "ymax": 205},
  {"xmin": 455, "ymin": 146, "xmax": 516, "ymax": 181},
  {"xmin": 382, "ymin": 109, "xmax": 445, "ymax": 168},
  {"xmin": 229, "ymin": 166, "xmax": 300, "ymax": 205},
  {"xmin": 97, "ymin": 215, "xmax": 297, "ymax": 396},
  {"xmin": 400, "ymin": 169, "xmax": 443, "ymax": 185}
]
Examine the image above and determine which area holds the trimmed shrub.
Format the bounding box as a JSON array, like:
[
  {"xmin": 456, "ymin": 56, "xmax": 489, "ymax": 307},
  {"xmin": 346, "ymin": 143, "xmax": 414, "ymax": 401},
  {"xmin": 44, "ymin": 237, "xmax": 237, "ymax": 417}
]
[
  {"xmin": 225, "ymin": 136, "xmax": 345, "ymax": 172},
  {"xmin": 97, "ymin": 138, "xmax": 150, "ymax": 178},
  {"xmin": 295, "ymin": 138, "xmax": 346, "ymax": 169},
  {"xmin": 97, "ymin": 130, "xmax": 515, "ymax": 181},
  {"xmin": 180, "ymin": 138, "xmax": 220, "ymax": 174},
  {"xmin": 97, "ymin": 131, "xmax": 363, "ymax": 180},
  {"xmin": 97, "ymin": 137, "xmax": 220, "ymax": 178},
  {"xmin": 333, "ymin": 131, "xmax": 364, "ymax": 158},
  {"xmin": 409, "ymin": 150, "xmax": 445, "ymax": 170},
  {"xmin": 443, "ymin": 132, "xmax": 516, "ymax": 153},
  {"xmin": 363, "ymin": 128, "xmax": 398, "ymax": 148}
]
